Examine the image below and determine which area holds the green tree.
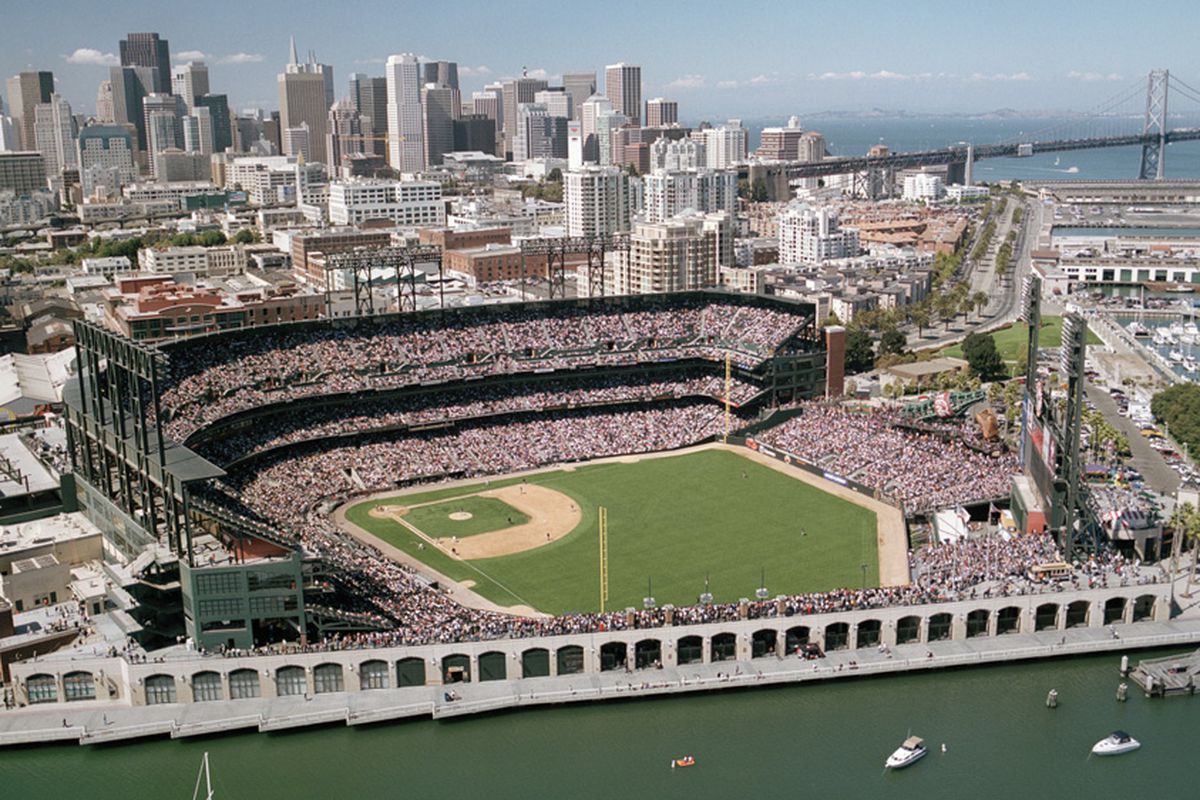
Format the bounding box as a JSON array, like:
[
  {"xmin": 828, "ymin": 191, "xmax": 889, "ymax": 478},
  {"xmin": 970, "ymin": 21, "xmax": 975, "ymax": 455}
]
[
  {"xmin": 910, "ymin": 306, "xmax": 930, "ymax": 339},
  {"xmin": 233, "ymin": 228, "xmax": 258, "ymax": 244},
  {"xmin": 972, "ymin": 290, "xmax": 989, "ymax": 320},
  {"xmin": 1151, "ymin": 383, "xmax": 1200, "ymax": 459},
  {"xmin": 751, "ymin": 178, "xmax": 769, "ymax": 202},
  {"xmin": 844, "ymin": 329, "xmax": 876, "ymax": 374},
  {"xmin": 546, "ymin": 167, "xmax": 563, "ymax": 183},
  {"xmin": 962, "ymin": 331, "xmax": 1004, "ymax": 380},
  {"xmin": 198, "ymin": 230, "xmax": 227, "ymax": 247},
  {"xmin": 878, "ymin": 329, "xmax": 907, "ymax": 357}
]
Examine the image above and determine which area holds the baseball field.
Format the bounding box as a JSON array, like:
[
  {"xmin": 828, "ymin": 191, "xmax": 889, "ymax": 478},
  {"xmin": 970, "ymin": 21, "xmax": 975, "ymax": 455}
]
[{"xmin": 340, "ymin": 446, "xmax": 902, "ymax": 616}]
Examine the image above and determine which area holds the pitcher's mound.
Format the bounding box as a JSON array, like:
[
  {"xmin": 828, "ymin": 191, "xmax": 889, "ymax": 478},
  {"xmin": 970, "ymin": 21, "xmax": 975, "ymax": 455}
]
[{"xmin": 448, "ymin": 511, "xmax": 473, "ymax": 521}]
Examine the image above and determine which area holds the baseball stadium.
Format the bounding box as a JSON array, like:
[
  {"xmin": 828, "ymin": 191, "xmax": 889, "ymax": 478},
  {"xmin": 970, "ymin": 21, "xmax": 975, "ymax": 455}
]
[{"xmin": 62, "ymin": 290, "xmax": 1021, "ymax": 656}]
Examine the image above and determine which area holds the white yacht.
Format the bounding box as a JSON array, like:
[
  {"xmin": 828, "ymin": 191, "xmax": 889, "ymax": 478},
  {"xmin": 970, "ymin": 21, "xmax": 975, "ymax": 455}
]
[
  {"xmin": 1184, "ymin": 356, "xmax": 1199, "ymax": 373},
  {"xmin": 885, "ymin": 736, "xmax": 928, "ymax": 769},
  {"xmin": 1169, "ymin": 349, "xmax": 1184, "ymax": 363},
  {"xmin": 1127, "ymin": 321, "xmax": 1151, "ymax": 338},
  {"xmin": 1092, "ymin": 730, "xmax": 1140, "ymax": 756}
]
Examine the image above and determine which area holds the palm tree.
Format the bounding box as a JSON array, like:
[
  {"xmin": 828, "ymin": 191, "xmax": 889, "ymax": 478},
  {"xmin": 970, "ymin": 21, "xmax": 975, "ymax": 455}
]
[
  {"xmin": 972, "ymin": 291, "xmax": 989, "ymax": 320},
  {"xmin": 911, "ymin": 307, "xmax": 929, "ymax": 339},
  {"xmin": 1171, "ymin": 502, "xmax": 1199, "ymax": 595}
]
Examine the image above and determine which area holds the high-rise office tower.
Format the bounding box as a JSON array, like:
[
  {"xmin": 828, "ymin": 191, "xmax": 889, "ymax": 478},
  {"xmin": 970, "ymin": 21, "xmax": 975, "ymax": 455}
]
[
  {"xmin": 422, "ymin": 85, "xmax": 458, "ymax": 167},
  {"xmin": 422, "ymin": 61, "xmax": 459, "ymax": 91},
  {"xmin": 0, "ymin": 115, "xmax": 19, "ymax": 152},
  {"xmin": 534, "ymin": 88, "xmax": 571, "ymax": 121},
  {"xmin": 604, "ymin": 63, "xmax": 642, "ymax": 125},
  {"xmin": 78, "ymin": 124, "xmax": 137, "ymax": 196},
  {"xmin": 453, "ymin": 115, "xmax": 496, "ymax": 154},
  {"xmin": 285, "ymin": 37, "xmax": 334, "ymax": 110},
  {"xmin": 327, "ymin": 101, "xmax": 365, "ymax": 169},
  {"xmin": 33, "ymin": 94, "xmax": 78, "ymax": 178},
  {"xmin": 348, "ymin": 74, "xmax": 388, "ymax": 158},
  {"xmin": 514, "ymin": 103, "xmax": 566, "ymax": 162},
  {"xmin": 471, "ymin": 88, "xmax": 501, "ymax": 122},
  {"xmin": 594, "ymin": 109, "xmax": 627, "ymax": 167},
  {"xmin": 95, "ymin": 81, "xmax": 115, "ymax": 123},
  {"xmin": 182, "ymin": 107, "xmax": 213, "ymax": 155},
  {"xmin": 109, "ymin": 66, "xmax": 155, "ymax": 155},
  {"xmin": 645, "ymin": 98, "xmax": 678, "ymax": 128},
  {"xmin": 281, "ymin": 123, "xmax": 310, "ymax": 162},
  {"xmin": 142, "ymin": 93, "xmax": 183, "ymax": 150},
  {"xmin": 172, "ymin": 61, "xmax": 210, "ymax": 111},
  {"xmin": 119, "ymin": 32, "xmax": 171, "ymax": 94},
  {"xmin": 196, "ymin": 94, "xmax": 232, "ymax": 153},
  {"xmin": 562, "ymin": 72, "xmax": 597, "ymax": 119},
  {"xmin": 279, "ymin": 42, "xmax": 330, "ymax": 164},
  {"xmin": 385, "ymin": 54, "xmax": 424, "ymax": 171},
  {"xmin": 579, "ymin": 95, "xmax": 614, "ymax": 164},
  {"xmin": 5, "ymin": 71, "xmax": 55, "ymax": 152},
  {"xmin": 501, "ymin": 76, "xmax": 548, "ymax": 158}
]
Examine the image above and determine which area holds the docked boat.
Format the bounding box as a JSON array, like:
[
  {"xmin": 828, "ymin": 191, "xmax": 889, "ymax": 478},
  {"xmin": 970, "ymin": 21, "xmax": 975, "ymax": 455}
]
[
  {"xmin": 1092, "ymin": 730, "xmax": 1140, "ymax": 756},
  {"xmin": 1153, "ymin": 329, "xmax": 1175, "ymax": 346},
  {"xmin": 670, "ymin": 756, "xmax": 695, "ymax": 769},
  {"xmin": 1185, "ymin": 357, "xmax": 1199, "ymax": 373},
  {"xmin": 1165, "ymin": 284, "xmax": 1193, "ymax": 293},
  {"xmin": 885, "ymin": 736, "xmax": 928, "ymax": 769},
  {"xmin": 1127, "ymin": 321, "xmax": 1151, "ymax": 338},
  {"xmin": 1169, "ymin": 349, "xmax": 1184, "ymax": 363}
]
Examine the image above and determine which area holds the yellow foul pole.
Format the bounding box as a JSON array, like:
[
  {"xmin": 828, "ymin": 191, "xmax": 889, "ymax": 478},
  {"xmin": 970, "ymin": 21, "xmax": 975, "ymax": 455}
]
[
  {"xmin": 723, "ymin": 352, "xmax": 731, "ymax": 444},
  {"xmin": 598, "ymin": 506, "xmax": 609, "ymax": 613}
]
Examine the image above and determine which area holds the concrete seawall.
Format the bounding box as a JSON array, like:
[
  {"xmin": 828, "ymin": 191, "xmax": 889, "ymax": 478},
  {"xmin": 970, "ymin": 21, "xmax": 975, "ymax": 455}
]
[{"xmin": 1, "ymin": 581, "xmax": 1197, "ymax": 748}]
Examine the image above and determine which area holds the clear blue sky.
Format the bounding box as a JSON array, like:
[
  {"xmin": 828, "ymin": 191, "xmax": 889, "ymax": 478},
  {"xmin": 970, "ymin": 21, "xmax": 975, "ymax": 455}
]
[{"xmin": 3, "ymin": 0, "xmax": 1197, "ymax": 119}]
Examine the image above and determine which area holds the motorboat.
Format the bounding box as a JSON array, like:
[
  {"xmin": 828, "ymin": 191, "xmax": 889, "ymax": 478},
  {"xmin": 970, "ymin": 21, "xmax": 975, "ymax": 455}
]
[
  {"xmin": 1185, "ymin": 356, "xmax": 1199, "ymax": 373},
  {"xmin": 1169, "ymin": 349, "xmax": 1184, "ymax": 363},
  {"xmin": 885, "ymin": 736, "xmax": 928, "ymax": 769},
  {"xmin": 1092, "ymin": 730, "xmax": 1140, "ymax": 756},
  {"xmin": 1153, "ymin": 329, "xmax": 1175, "ymax": 346},
  {"xmin": 670, "ymin": 756, "xmax": 696, "ymax": 769},
  {"xmin": 1127, "ymin": 321, "xmax": 1151, "ymax": 338}
]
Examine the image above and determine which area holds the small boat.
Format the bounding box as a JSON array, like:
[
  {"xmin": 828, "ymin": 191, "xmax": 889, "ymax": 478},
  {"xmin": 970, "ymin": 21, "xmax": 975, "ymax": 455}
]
[
  {"xmin": 1169, "ymin": 349, "xmax": 1184, "ymax": 363},
  {"xmin": 1126, "ymin": 321, "xmax": 1151, "ymax": 338},
  {"xmin": 885, "ymin": 736, "xmax": 928, "ymax": 769},
  {"xmin": 1092, "ymin": 730, "xmax": 1140, "ymax": 756},
  {"xmin": 1184, "ymin": 357, "xmax": 1199, "ymax": 373},
  {"xmin": 670, "ymin": 756, "xmax": 696, "ymax": 769},
  {"xmin": 1165, "ymin": 284, "xmax": 1193, "ymax": 293}
]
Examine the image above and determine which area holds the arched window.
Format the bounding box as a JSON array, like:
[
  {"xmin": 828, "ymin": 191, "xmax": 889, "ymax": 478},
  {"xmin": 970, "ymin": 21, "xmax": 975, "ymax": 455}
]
[
  {"xmin": 229, "ymin": 669, "xmax": 260, "ymax": 700},
  {"xmin": 276, "ymin": 666, "xmax": 307, "ymax": 697},
  {"xmin": 26, "ymin": 674, "xmax": 57, "ymax": 704},
  {"xmin": 144, "ymin": 675, "xmax": 176, "ymax": 705},
  {"xmin": 360, "ymin": 660, "xmax": 389, "ymax": 690},
  {"xmin": 313, "ymin": 663, "xmax": 344, "ymax": 694},
  {"xmin": 63, "ymin": 671, "xmax": 95, "ymax": 702},
  {"xmin": 192, "ymin": 671, "xmax": 223, "ymax": 702}
]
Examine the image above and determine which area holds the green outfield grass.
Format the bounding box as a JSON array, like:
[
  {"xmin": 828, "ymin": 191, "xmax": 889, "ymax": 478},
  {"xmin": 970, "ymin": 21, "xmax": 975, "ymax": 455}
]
[
  {"xmin": 403, "ymin": 496, "xmax": 529, "ymax": 538},
  {"xmin": 344, "ymin": 449, "xmax": 879, "ymax": 615}
]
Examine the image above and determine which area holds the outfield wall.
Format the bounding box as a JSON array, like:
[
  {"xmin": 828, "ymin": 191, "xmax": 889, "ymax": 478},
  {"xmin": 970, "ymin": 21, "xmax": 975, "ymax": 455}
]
[{"xmin": 735, "ymin": 435, "xmax": 903, "ymax": 510}]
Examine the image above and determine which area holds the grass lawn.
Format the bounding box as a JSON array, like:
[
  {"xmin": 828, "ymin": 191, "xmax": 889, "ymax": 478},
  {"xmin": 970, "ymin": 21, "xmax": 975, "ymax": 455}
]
[
  {"xmin": 344, "ymin": 449, "xmax": 879, "ymax": 615},
  {"xmin": 942, "ymin": 315, "xmax": 1102, "ymax": 365},
  {"xmin": 403, "ymin": 496, "xmax": 529, "ymax": 538}
]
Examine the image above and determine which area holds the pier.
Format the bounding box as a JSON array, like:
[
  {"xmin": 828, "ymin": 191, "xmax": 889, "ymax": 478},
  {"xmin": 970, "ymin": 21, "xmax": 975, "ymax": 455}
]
[{"xmin": 1129, "ymin": 648, "xmax": 1200, "ymax": 696}]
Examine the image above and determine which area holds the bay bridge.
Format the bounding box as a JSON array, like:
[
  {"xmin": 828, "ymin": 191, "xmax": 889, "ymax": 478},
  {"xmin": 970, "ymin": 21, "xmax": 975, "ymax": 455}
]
[{"xmin": 745, "ymin": 70, "xmax": 1200, "ymax": 191}]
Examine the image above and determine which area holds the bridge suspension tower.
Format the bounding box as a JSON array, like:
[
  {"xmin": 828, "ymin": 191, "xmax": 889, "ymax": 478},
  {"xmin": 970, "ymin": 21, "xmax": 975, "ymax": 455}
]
[{"xmin": 1139, "ymin": 69, "xmax": 1169, "ymax": 180}]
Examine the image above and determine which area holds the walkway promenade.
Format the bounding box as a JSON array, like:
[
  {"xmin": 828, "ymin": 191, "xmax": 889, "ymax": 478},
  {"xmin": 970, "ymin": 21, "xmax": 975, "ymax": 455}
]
[{"xmin": 1, "ymin": 577, "xmax": 1197, "ymax": 748}]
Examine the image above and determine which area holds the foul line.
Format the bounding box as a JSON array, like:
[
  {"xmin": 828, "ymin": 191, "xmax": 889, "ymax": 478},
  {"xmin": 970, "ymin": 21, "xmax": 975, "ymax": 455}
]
[{"xmin": 391, "ymin": 515, "xmax": 537, "ymax": 610}]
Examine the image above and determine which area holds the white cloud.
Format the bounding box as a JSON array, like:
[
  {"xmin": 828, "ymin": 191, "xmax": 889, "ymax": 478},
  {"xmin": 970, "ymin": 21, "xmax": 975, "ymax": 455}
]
[
  {"xmin": 810, "ymin": 69, "xmax": 935, "ymax": 82},
  {"xmin": 715, "ymin": 79, "xmax": 740, "ymax": 89},
  {"xmin": 748, "ymin": 74, "xmax": 773, "ymax": 85},
  {"xmin": 667, "ymin": 74, "xmax": 706, "ymax": 89},
  {"xmin": 813, "ymin": 70, "xmax": 868, "ymax": 81},
  {"xmin": 218, "ymin": 52, "xmax": 265, "ymax": 65},
  {"xmin": 968, "ymin": 71, "xmax": 1033, "ymax": 82},
  {"xmin": 1068, "ymin": 70, "xmax": 1122, "ymax": 82},
  {"xmin": 64, "ymin": 48, "xmax": 119, "ymax": 66},
  {"xmin": 176, "ymin": 50, "xmax": 209, "ymax": 62},
  {"xmin": 460, "ymin": 65, "xmax": 492, "ymax": 77},
  {"xmin": 524, "ymin": 68, "xmax": 550, "ymax": 81}
]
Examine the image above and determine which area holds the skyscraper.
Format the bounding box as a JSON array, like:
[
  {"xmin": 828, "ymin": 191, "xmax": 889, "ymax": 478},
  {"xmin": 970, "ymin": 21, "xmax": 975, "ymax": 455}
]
[
  {"xmin": 566, "ymin": 165, "xmax": 632, "ymax": 237},
  {"xmin": 196, "ymin": 94, "xmax": 232, "ymax": 153},
  {"xmin": 95, "ymin": 81, "xmax": 114, "ymax": 123},
  {"xmin": 33, "ymin": 94, "xmax": 78, "ymax": 178},
  {"xmin": 109, "ymin": 66, "xmax": 155, "ymax": 155},
  {"xmin": 182, "ymin": 107, "xmax": 213, "ymax": 155},
  {"xmin": 348, "ymin": 74, "xmax": 388, "ymax": 158},
  {"xmin": 279, "ymin": 42, "xmax": 330, "ymax": 164},
  {"xmin": 327, "ymin": 101, "xmax": 365, "ymax": 169},
  {"xmin": 172, "ymin": 62, "xmax": 210, "ymax": 111},
  {"xmin": 422, "ymin": 85, "xmax": 458, "ymax": 167},
  {"xmin": 645, "ymin": 98, "xmax": 678, "ymax": 128},
  {"xmin": 119, "ymin": 32, "xmax": 171, "ymax": 94},
  {"xmin": 562, "ymin": 72, "xmax": 597, "ymax": 119},
  {"xmin": 385, "ymin": 54, "xmax": 424, "ymax": 172},
  {"xmin": 422, "ymin": 61, "xmax": 459, "ymax": 91},
  {"xmin": 604, "ymin": 63, "xmax": 642, "ymax": 126},
  {"xmin": 285, "ymin": 37, "xmax": 334, "ymax": 110},
  {"xmin": 501, "ymin": 76, "xmax": 547, "ymax": 158},
  {"xmin": 5, "ymin": 71, "xmax": 54, "ymax": 152},
  {"xmin": 534, "ymin": 88, "xmax": 571, "ymax": 121},
  {"xmin": 78, "ymin": 124, "xmax": 137, "ymax": 196}
]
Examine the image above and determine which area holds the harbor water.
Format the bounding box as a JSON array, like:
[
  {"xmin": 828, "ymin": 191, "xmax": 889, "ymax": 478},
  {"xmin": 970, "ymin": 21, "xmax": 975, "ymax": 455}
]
[{"xmin": 3, "ymin": 649, "xmax": 1197, "ymax": 799}]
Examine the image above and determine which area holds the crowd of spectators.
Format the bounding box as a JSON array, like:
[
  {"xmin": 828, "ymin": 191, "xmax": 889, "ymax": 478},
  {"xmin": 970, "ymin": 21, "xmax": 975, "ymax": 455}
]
[
  {"xmin": 158, "ymin": 300, "xmax": 811, "ymax": 441},
  {"xmin": 758, "ymin": 404, "xmax": 1018, "ymax": 512},
  {"xmin": 193, "ymin": 371, "xmax": 759, "ymax": 465}
]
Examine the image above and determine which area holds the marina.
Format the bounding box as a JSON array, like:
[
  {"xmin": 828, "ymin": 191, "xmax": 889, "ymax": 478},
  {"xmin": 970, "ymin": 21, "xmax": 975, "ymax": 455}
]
[{"xmin": 1129, "ymin": 647, "xmax": 1200, "ymax": 696}]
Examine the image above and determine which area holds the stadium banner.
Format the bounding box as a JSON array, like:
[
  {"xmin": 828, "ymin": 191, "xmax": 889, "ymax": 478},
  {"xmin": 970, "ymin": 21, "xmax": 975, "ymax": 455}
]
[{"xmin": 823, "ymin": 471, "xmax": 849, "ymax": 486}]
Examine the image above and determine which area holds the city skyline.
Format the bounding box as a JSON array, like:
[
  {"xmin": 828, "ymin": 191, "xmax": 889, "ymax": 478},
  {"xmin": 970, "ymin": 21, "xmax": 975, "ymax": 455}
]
[{"xmin": 3, "ymin": 0, "xmax": 1199, "ymax": 120}]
